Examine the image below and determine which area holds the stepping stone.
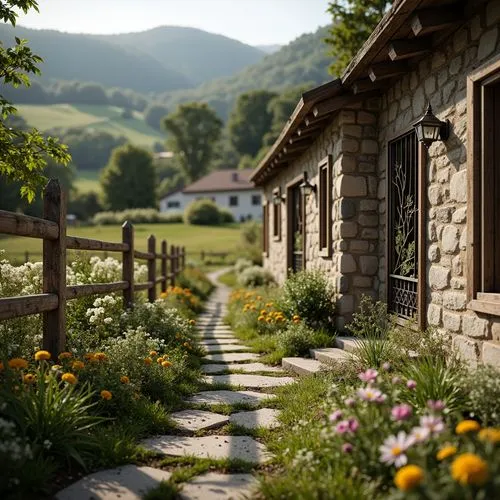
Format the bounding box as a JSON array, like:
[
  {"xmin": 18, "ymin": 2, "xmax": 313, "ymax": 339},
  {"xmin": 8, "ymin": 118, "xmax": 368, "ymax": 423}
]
[
  {"xmin": 188, "ymin": 390, "xmax": 275, "ymax": 406},
  {"xmin": 179, "ymin": 472, "xmax": 257, "ymax": 500},
  {"xmin": 203, "ymin": 344, "xmax": 250, "ymax": 353},
  {"xmin": 201, "ymin": 362, "xmax": 284, "ymax": 374},
  {"xmin": 140, "ymin": 435, "xmax": 271, "ymax": 463},
  {"xmin": 200, "ymin": 339, "xmax": 239, "ymax": 346},
  {"xmin": 282, "ymin": 357, "xmax": 323, "ymax": 376},
  {"xmin": 170, "ymin": 409, "xmax": 229, "ymax": 432},
  {"xmin": 229, "ymin": 408, "xmax": 280, "ymax": 430},
  {"xmin": 55, "ymin": 465, "xmax": 171, "ymax": 500},
  {"xmin": 203, "ymin": 352, "xmax": 260, "ymax": 363},
  {"xmin": 200, "ymin": 333, "xmax": 236, "ymax": 340},
  {"xmin": 205, "ymin": 374, "xmax": 295, "ymax": 388}
]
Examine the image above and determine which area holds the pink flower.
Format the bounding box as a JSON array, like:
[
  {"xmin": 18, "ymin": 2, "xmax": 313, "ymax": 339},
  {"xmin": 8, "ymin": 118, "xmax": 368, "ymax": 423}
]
[
  {"xmin": 344, "ymin": 397, "xmax": 356, "ymax": 408},
  {"xmin": 348, "ymin": 418, "xmax": 359, "ymax": 432},
  {"xmin": 335, "ymin": 420, "xmax": 351, "ymax": 434},
  {"xmin": 391, "ymin": 404, "xmax": 413, "ymax": 421},
  {"xmin": 329, "ymin": 410, "xmax": 343, "ymax": 422},
  {"xmin": 382, "ymin": 362, "xmax": 391, "ymax": 371},
  {"xmin": 406, "ymin": 379, "xmax": 417, "ymax": 390},
  {"xmin": 357, "ymin": 387, "xmax": 387, "ymax": 403},
  {"xmin": 358, "ymin": 368, "xmax": 378, "ymax": 383},
  {"xmin": 392, "ymin": 376, "xmax": 401, "ymax": 385},
  {"xmin": 379, "ymin": 431, "xmax": 413, "ymax": 468},
  {"xmin": 427, "ymin": 400, "xmax": 446, "ymax": 411},
  {"xmin": 409, "ymin": 426, "xmax": 431, "ymax": 444},
  {"xmin": 420, "ymin": 415, "xmax": 444, "ymax": 435},
  {"xmin": 342, "ymin": 443, "xmax": 353, "ymax": 453}
]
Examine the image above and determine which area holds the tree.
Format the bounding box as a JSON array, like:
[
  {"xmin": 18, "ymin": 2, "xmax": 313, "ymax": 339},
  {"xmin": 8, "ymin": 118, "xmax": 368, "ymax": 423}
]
[
  {"xmin": 144, "ymin": 103, "xmax": 170, "ymax": 130},
  {"xmin": 0, "ymin": 0, "xmax": 70, "ymax": 201},
  {"xmin": 227, "ymin": 90, "xmax": 277, "ymax": 157},
  {"xmin": 325, "ymin": 0, "xmax": 389, "ymax": 76},
  {"xmin": 163, "ymin": 102, "xmax": 223, "ymax": 182},
  {"xmin": 101, "ymin": 144, "xmax": 157, "ymax": 210}
]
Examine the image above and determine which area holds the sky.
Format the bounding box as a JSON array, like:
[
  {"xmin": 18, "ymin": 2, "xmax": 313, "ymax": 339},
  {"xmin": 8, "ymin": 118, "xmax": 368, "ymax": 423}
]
[{"xmin": 18, "ymin": 0, "xmax": 332, "ymax": 46}]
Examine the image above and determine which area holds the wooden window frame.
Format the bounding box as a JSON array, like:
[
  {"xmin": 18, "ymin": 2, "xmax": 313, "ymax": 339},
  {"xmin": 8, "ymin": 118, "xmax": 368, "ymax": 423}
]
[
  {"xmin": 262, "ymin": 201, "xmax": 269, "ymax": 258},
  {"xmin": 229, "ymin": 195, "xmax": 238, "ymax": 207},
  {"xmin": 318, "ymin": 155, "xmax": 333, "ymax": 257},
  {"xmin": 286, "ymin": 174, "xmax": 306, "ymax": 275},
  {"xmin": 272, "ymin": 187, "xmax": 282, "ymax": 242},
  {"xmin": 467, "ymin": 54, "xmax": 500, "ymax": 316}
]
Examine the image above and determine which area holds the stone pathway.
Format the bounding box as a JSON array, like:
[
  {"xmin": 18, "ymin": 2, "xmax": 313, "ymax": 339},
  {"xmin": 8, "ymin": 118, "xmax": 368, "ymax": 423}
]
[{"xmin": 56, "ymin": 268, "xmax": 294, "ymax": 499}]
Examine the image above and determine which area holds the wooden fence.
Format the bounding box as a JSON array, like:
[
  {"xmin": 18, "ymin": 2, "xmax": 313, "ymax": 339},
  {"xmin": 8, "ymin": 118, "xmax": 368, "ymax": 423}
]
[{"xmin": 0, "ymin": 180, "xmax": 186, "ymax": 355}]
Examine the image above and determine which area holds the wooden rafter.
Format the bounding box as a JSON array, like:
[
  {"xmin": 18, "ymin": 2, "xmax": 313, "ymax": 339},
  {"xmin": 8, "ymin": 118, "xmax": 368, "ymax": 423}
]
[
  {"xmin": 410, "ymin": 7, "xmax": 463, "ymax": 37},
  {"xmin": 388, "ymin": 37, "xmax": 432, "ymax": 60},
  {"xmin": 368, "ymin": 60, "xmax": 409, "ymax": 81}
]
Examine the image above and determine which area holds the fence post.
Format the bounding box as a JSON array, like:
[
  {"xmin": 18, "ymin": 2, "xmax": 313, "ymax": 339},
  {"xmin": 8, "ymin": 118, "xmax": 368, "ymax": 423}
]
[
  {"xmin": 122, "ymin": 221, "xmax": 135, "ymax": 309},
  {"xmin": 24, "ymin": 251, "xmax": 29, "ymax": 263},
  {"xmin": 161, "ymin": 240, "xmax": 167, "ymax": 293},
  {"xmin": 170, "ymin": 244, "xmax": 176, "ymax": 286},
  {"xmin": 181, "ymin": 246, "xmax": 186, "ymax": 271},
  {"xmin": 42, "ymin": 179, "xmax": 66, "ymax": 355},
  {"xmin": 147, "ymin": 235, "xmax": 156, "ymax": 302}
]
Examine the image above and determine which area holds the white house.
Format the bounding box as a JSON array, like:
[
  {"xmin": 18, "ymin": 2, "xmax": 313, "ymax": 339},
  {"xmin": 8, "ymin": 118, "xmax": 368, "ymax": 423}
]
[{"xmin": 159, "ymin": 169, "xmax": 262, "ymax": 222}]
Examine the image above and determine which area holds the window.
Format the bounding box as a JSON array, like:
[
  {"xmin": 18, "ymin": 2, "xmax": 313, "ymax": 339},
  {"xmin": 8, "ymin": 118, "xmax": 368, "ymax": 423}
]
[
  {"xmin": 318, "ymin": 155, "xmax": 332, "ymax": 257},
  {"xmin": 467, "ymin": 56, "xmax": 500, "ymax": 315},
  {"xmin": 263, "ymin": 202, "xmax": 269, "ymax": 257},
  {"xmin": 229, "ymin": 195, "xmax": 238, "ymax": 207},
  {"xmin": 272, "ymin": 188, "xmax": 282, "ymax": 241},
  {"xmin": 167, "ymin": 201, "xmax": 180, "ymax": 208},
  {"xmin": 251, "ymin": 194, "xmax": 261, "ymax": 206}
]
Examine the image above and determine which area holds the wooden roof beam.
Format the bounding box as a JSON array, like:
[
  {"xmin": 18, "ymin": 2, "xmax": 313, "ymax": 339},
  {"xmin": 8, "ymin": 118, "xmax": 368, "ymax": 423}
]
[
  {"xmin": 388, "ymin": 37, "xmax": 432, "ymax": 61},
  {"xmin": 289, "ymin": 134, "xmax": 314, "ymax": 145},
  {"xmin": 352, "ymin": 79, "xmax": 386, "ymax": 95},
  {"xmin": 283, "ymin": 142, "xmax": 310, "ymax": 155},
  {"xmin": 411, "ymin": 7, "xmax": 463, "ymax": 37},
  {"xmin": 297, "ymin": 126, "xmax": 322, "ymax": 137},
  {"xmin": 368, "ymin": 60, "xmax": 409, "ymax": 82}
]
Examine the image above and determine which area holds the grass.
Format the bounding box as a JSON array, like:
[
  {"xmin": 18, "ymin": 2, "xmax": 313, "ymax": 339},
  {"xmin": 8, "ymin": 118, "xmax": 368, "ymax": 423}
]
[
  {"xmin": 17, "ymin": 104, "xmax": 164, "ymax": 148},
  {"xmin": 74, "ymin": 170, "xmax": 101, "ymax": 194},
  {"xmin": 0, "ymin": 223, "xmax": 242, "ymax": 264},
  {"xmin": 217, "ymin": 269, "xmax": 237, "ymax": 287}
]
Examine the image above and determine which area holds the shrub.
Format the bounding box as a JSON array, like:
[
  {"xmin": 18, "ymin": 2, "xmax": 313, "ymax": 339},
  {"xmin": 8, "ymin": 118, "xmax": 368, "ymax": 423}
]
[
  {"xmin": 234, "ymin": 258, "xmax": 253, "ymax": 275},
  {"xmin": 219, "ymin": 208, "xmax": 235, "ymax": 223},
  {"xmin": 277, "ymin": 322, "xmax": 334, "ymax": 357},
  {"xmin": 238, "ymin": 265, "xmax": 275, "ymax": 288},
  {"xmin": 348, "ymin": 295, "xmax": 392, "ymax": 340},
  {"xmin": 184, "ymin": 199, "xmax": 221, "ymax": 226},
  {"xmin": 176, "ymin": 267, "xmax": 214, "ymax": 300},
  {"xmin": 93, "ymin": 209, "xmax": 182, "ymax": 225},
  {"xmin": 238, "ymin": 221, "xmax": 263, "ymax": 264},
  {"xmin": 279, "ymin": 269, "xmax": 335, "ymax": 330}
]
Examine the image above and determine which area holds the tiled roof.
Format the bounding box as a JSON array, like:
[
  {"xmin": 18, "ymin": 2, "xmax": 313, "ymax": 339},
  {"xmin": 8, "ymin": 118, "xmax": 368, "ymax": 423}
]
[{"xmin": 183, "ymin": 169, "xmax": 256, "ymax": 193}]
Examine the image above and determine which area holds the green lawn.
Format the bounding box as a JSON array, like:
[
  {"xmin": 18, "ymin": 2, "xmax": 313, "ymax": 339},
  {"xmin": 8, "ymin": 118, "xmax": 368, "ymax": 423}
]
[
  {"xmin": 0, "ymin": 223, "xmax": 242, "ymax": 265},
  {"xmin": 74, "ymin": 170, "xmax": 101, "ymax": 194},
  {"xmin": 16, "ymin": 104, "xmax": 164, "ymax": 148}
]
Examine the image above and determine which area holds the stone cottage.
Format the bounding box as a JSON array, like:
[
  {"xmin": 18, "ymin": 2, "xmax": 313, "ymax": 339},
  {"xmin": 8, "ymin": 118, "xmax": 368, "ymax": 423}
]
[{"xmin": 251, "ymin": 0, "xmax": 500, "ymax": 367}]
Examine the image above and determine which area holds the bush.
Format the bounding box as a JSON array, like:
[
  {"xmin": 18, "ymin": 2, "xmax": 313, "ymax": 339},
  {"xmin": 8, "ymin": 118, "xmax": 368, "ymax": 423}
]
[
  {"xmin": 237, "ymin": 221, "xmax": 263, "ymax": 264},
  {"xmin": 234, "ymin": 258, "xmax": 253, "ymax": 275},
  {"xmin": 279, "ymin": 269, "xmax": 335, "ymax": 330},
  {"xmin": 238, "ymin": 265, "xmax": 275, "ymax": 288},
  {"xmin": 183, "ymin": 199, "xmax": 222, "ymax": 226},
  {"xmin": 219, "ymin": 208, "xmax": 235, "ymax": 223},
  {"xmin": 177, "ymin": 267, "xmax": 214, "ymax": 300},
  {"xmin": 93, "ymin": 209, "xmax": 183, "ymax": 225},
  {"xmin": 277, "ymin": 322, "xmax": 334, "ymax": 357}
]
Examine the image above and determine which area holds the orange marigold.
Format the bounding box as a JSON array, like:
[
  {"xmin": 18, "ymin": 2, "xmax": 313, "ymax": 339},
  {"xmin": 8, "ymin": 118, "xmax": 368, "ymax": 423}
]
[
  {"xmin": 72, "ymin": 361, "xmax": 85, "ymax": 370},
  {"xmin": 149, "ymin": 351, "xmax": 158, "ymax": 357},
  {"xmin": 100, "ymin": 390, "xmax": 113, "ymax": 400},
  {"xmin": 437, "ymin": 446, "xmax": 457, "ymax": 461},
  {"xmin": 61, "ymin": 373, "xmax": 78, "ymax": 385},
  {"xmin": 478, "ymin": 428, "xmax": 500, "ymax": 444},
  {"xmin": 120, "ymin": 376, "xmax": 130, "ymax": 384},
  {"xmin": 8, "ymin": 358, "xmax": 28, "ymax": 370},
  {"xmin": 34, "ymin": 350, "xmax": 51, "ymax": 361},
  {"xmin": 162, "ymin": 360, "xmax": 172, "ymax": 368},
  {"xmin": 394, "ymin": 465, "xmax": 424, "ymax": 491},
  {"xmin": 23, "ymin": 373, "xmax": 36, "ymax": 384},
  {"xmin": 94, "ymin": 352, "xmax": 108, "ymax": 361},
  {"xmin": 58, "ymin": 352, "xmax": 72, "ymax": 360},
  {"xmin": 144, "ymin": 357, "xmax": 152, "ymax": 366},
  {"xmin": 456, "ymin": 420, "xmax": 481, "ymax": 435},
  {"xmin": 451, "ymin": 453, "xmax": 489, "ymax": 486}
]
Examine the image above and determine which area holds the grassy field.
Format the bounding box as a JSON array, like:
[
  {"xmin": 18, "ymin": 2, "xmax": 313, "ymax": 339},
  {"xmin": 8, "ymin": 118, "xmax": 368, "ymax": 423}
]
[
  {"xmin": 0, "ymin": 223, "xmax": 242, "ymax": 265},
  {"xmin": 16, "ymin": 104, "xmax": 164, "ymax": 148},
  {"xmin": 74, "ymin": 170, "xmax": 102, "ymax": 194}
]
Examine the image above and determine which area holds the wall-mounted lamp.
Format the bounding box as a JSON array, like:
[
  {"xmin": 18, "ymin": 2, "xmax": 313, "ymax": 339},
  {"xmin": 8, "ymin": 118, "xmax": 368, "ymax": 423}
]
[
  {"xmin": 299, "ymin": 171, "xmax": 316, "ymax": 196},
  {"xmin": 413, "ymin": 103, "xmax": 450, "ymax": 147},
  {"xmin": 272, "ymin": 190, "xmax": 285, "ymax": 205}
]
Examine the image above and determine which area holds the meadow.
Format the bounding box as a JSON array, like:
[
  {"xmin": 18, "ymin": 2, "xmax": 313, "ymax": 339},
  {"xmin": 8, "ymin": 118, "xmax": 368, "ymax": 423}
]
[{"xmin": 74, "ymin": 169, "xmax": 101, "ymax": 194}]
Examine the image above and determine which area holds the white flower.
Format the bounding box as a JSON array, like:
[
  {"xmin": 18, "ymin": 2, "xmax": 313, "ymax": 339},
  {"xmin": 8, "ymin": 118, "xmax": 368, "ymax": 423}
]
[
  {"xmin": 104, "ymin": 317, "xmax": 113, "ymax": 324},
  {"xmin": 379, "ymin": 431, "xmax": 413, "ymax": 468},
  {"xmin": 419, "ymin": 415, "xmax": 445, "ymax": 435},
  {"xmin": 409, "ymin": 426, "xmax": 430, "ymax": 444}
]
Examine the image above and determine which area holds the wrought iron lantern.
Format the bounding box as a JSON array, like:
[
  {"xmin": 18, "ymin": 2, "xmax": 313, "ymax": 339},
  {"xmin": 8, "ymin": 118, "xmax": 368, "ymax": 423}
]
[
  {"xmin": 272, "ymin": 189, "xmax": 285, "ymax": 205},
  {"xmin": 413, "ymin": 103, "xmax": 450, "ymax": 146},
  {"xmin": 299, "ymin": 171, "xmax": 316, "ymax": 196}
]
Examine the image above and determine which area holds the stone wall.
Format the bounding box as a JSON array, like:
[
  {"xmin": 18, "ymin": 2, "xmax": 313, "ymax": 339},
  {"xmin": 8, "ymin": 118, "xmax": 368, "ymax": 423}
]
[{"xmin": 377, "ymin": 0, "xmax": 500, "ymax": 367}]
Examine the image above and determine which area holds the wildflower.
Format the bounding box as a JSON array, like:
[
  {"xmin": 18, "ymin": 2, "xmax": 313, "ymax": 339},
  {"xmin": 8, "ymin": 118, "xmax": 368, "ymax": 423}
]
[
  {"xmin": 437, "ymin": 446, "xmax": 457, "ymax": 461},
  {"xmin": 58, "ymin": 352, "xmax": 72, "ymax": 360},
  {"xmin": 420, "ymin": 415, "xmax": 445, "ymax": 435},
  {"xmin": 357, "ymin": 387, "xmax": 387, "ymax": 403},
  {"xmin": 348, "ymin": 418, "xmax": 359, "ymax": 432},
  {"xmin": 84, "ymin": 353, "xmax": 95, "ymax": 360},
  {"xmin": 100, "ymin": 390, "xmax": 112, "ymax": 400},
  {"xmin": 43, "ymin": 439, "xmax": 52, "ymax": 450},
  {"xmin": 183, "ymin": 342, "xmax": 190, "ymax": 348},
  {"xmin": 451, "ymin": 453, "xmax": 489, "ymax": 486},
  {"xmin": 144, "ymin": 357, "xmax": 152, "ymax": 365},
  {"xmin": 94, "ymin": 352, "xmax": 107, "ymax": 361},
  {"xmin": 34, "ymin": 350, "xmax": 51, "ymax": 361},
  {"xmin": 358, "ymin": 368, "xmax": 378, "ymax": 383},
  {"xmin": 406, "ymin": 379, "xmax": 417, "ymax": 390},
  {"xmin": 120, "ymin": 376, "xmax": 130, "ymax": 384},
  {"xmin": 8, "ymin": 358, "xmax": 28, "ymax": 370},
  {"xmin": 456, "ymin": 420, "xmax": 480, "ymax": 435},
  {"xmin": 71, "ymin": 361, "xmax": 85, "ymax": 370},
  {"xmin": 23, "ymin": 374, "xmax": 36, "ymax": 384},
  {"xmin": 51, "ymin": 364, "xmax": 62, "ymax": 371},
  {"xmin": 329, "ymin": 410, "xmax": 343, "ymax": 422},
  {"xmin": 342, "ymin": 443, "xmax": 353, "ymax": 453},
  {"xmin": 392, "ymin": 376, "xmax": 401, "ymax": 385},
  {"xmin": 391, "ymin": 404, "xmax": 413, "ymax": 422},
  {"xmin": 394, "ymin": 465, "xmax": 424, "ymax": 491},
  {"xmin": 266, "ymin": 317, "xmax": 273, "ymax": 323},
  {"xmin": 380, "ymin": 432, "xmax": 413, "ymax": 467},
  {"xmin": 260, "ymin": 309, "xmax": 267, "ymax": 315},
  {"xmin": 61, "ymin": 373, "xmax": 77, "ymax": 385},
  {"xmin": 258, "ymin": 315, "xmax": 266, "ymax": 322},
  {"xmin": 162, "ymin": 360, "xmax": 172, "ymax": 368},
  {"xmin": 478, "ymin": 427, "xmax": 500, "ymax": 443},
  {"xmin": 382, "ymin": 362, "xmax": 391, "ymax": 371},
  {"xmin": 409, "ymin": 426, "xmax": 430, "ymax": 444},
  {"xmin": 344, "ymin": 397, "xmax": 356, "ymax": 408},
  {"xmin": 427, "ymin": 399, "xmax": 446, "ymax": 412},
  {"xmin": 335, "ymin": 421, "xmax": 351, "ymax": 434},
  {"xmin": 189, "ymin": 319, "xmax": 196, "ymax": 325},
  {"xmin": 149, "ymin": 351, "xmax": 158, "ymax": 357}
]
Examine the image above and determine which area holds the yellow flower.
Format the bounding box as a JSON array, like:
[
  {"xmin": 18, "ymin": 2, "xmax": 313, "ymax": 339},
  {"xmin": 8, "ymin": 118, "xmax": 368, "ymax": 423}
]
[
  {"xmin": 144, "ymin": 357, "xmax": 152, "ymax": 366},
  {"xmin": 94, "ymin": 352, "xmax": 107, "ymax": 361},
  {"xmin": 84, "ymin": 353, "xmax": 95, "ymax": 361},
  {"xmin": 437, "ymin": 446, "xmax": 457, "ymax": 461},
  {"xmin": 451, "ymin": 453, "xmax": 489, "ymax": 486},
  {"xmin": 34, "ymin": 350, "xmax": 51, "ymax": 361},
  {"xmin": 58, "ymin": 351, "xmax": 72, "ymax": 360},
  {"xmin": 293, "ymin": 315, "xmax": 300, "ymax": 321},
  {"xmin": 394, "ymin": 465, "xmax": 424, "ymax": 491},
  {"xmin": 183, "ymin": 342, "xmax": 190, "ymax": 348},
  {"xmin": 149, "ymin": 351, "xmax": 158, "ymax": 357},
  {"xmin": 266, "ymin": 317, "xmax": 273, "ymax": 323},
  {"xmin": 265, "ymin": 302, "xmax": 274, "ymax": 308},
  {"xmin": 100, "ymin": 390, "xmax": 112, "ymax": 400},
  {"xmin": 189, "ymin": 319, "xmax": 196, "ymax": 325},
  {"xmin": 8, "ymin": 358, "xmax": 28, "ymax": 370},
  {"xmin": 51, "ymin": 364, "xmax": 62, "ymax": 371},
  {"xmin": 456, "ymin": 420, "xmax": 481, "ymax": 435},
  {"xmin": 260, "ymin": 309, "xmax": 267, "ymax": 315},
  {"xmin": 72, "ymin": 361, "xmax": 85, "ymax": 370},
  {"xmin": 120, "ymin": 376, "xmax": 130, "ymax": 384},
  {"xmin": 162, "ymin": 360, "xmax": 172, "ymax": 368},
  {"xmin": 258, "ymin": 315, "xmax": 265, "ymax": 322},
  {"xmin": 61, "ymin": 373, "xmax": 78, "ymax": 385},
  {"xmin": 23, "ymin": 373, "xmax": 36, "ymax": 384},
  {"xmin": 478, "ymin": 428, "xmax": 500, "ymax": 444}
]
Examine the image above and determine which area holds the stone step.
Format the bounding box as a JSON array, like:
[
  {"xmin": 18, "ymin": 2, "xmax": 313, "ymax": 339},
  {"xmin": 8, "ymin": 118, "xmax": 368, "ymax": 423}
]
[
  {"xmin": 203, "ymin": 352, "xmax": 260, "ymax": 363},
  {"xmin": 199, "ymin": 339, "xmax": 239, "ymax": 346},
  {"xmin": 179, "ymin": 472, "xmax": 257, "ymax": 500},
  {"xmin": 229, "ymin": 408, "xmax": 280, "ymax": 430},
  {"xmin": 204, "ymin": 374, "xmax": 295, "ymax": 388},
  {"xmin": 55, "ymin": 465, "xmax": 171, "ymax": 500},
  {"xmin": 188, "ymin": 390, "xmax": 275, "ymax": 407},
  {"xmin": 335, "ymin": 336, "xmax": 361, "ymax": 352},
  {"xmin": 203, "ymin": 344, "xmax": 251, "ymax": 353},
  {"xmin": 282, "ymin": 357, "xmax": 323, "ymax": 376},
  {"xmin": 310, "ymin": 348, "xmax": 350, "ymax": 364},
  {"xmin": 140, "ymin": 435, "xmax": 271, "ymax": 464},
  {"xmin": 170, "ymin": 409, "xmax": 229, "ymax": 432},
  {"xmin": 201, "ymin": 362, "xmax": 284, "ymax": 375},
  {"xmin": 198, "ymin": 333, "xmax": 236, "ymax": 340}
]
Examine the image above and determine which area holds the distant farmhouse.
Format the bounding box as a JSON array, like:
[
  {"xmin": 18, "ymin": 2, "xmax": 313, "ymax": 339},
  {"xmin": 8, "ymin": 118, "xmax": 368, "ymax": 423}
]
[{"xmin": 159, "ymin": 169, "xmax": 262, "ymax": 222}]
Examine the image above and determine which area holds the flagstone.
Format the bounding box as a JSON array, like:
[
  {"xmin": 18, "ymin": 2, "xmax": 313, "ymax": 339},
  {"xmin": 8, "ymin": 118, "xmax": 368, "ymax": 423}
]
[
  {"xmin": 229, "ymin": 408, "xmax": 280, "ymax": 430},
  {"xmin": 179, "ymin": 472, "xmax": 257, "ymax": 500},
  {"xmin": 199, "ymin": 339, "xmax": 240, "ymax": 346},
  {"xmin": 140, "ymin": 435, "xmax": 271, "ymax": 463},
  {"xmin": 201, "ymin": 362, "xmax": 284, "ymax": 374},
  {"xmin": 205, "ymin": 374, "xmax": 294, "ymax": 388},
  {"xmin": 188, "ymin": 390, "xmax": 275, "ymax": 406},
  {"xmin": 203, "ymin": 352, "xmax": 260, "ymax": 363},
  {"xmin": 203, "ymin": 344, "xmax": 250, "ymax": 353},
  {"xmin": 170, "ymin": 409, "xmax": 229, "ymax": 432}
]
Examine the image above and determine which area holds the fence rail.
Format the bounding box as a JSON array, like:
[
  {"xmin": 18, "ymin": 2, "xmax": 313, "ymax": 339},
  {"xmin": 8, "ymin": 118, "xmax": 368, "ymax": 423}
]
[{"xmin": 0, "ymin": 179, "xmax": 186, "ymax": 355}]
